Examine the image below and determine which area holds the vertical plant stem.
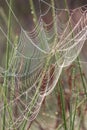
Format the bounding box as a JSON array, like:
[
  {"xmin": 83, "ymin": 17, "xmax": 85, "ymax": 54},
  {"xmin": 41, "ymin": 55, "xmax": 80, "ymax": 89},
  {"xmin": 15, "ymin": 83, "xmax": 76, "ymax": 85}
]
[
  {"xmin": 3, "ymin": 0, "xmax": 12, "ymax": 129},
  {"xmin": 29, "ymin": 0, "xmax": 37, "ymax": 25},
  {"xmin": 62, "ymin": 1, "xmax": 77, "ymax": 128},
  {"xmin": 59, "ymin": 81, "xmax": 67, "ymax": 130},
  {"xmin": 71, "ymin": 95, "xmax": 78, "ymax": 130},
  {"xmin": 69, "ymin": 67, "xmax": 76, "ymax": 130},
  {"xmin": 51, "ymin": 0, "xmax": 57, "ymax": 34},
  {"xmin": 77, "ymin": 57, "xmax": 87, "ymax": 97}
]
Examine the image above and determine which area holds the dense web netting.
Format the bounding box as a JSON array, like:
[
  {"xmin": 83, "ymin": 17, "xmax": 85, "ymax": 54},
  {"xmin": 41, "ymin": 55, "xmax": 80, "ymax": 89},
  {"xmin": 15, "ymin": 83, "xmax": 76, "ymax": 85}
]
[{"xmin": 0, "ymin": 0, "xmax": 87, "ymax": 129}]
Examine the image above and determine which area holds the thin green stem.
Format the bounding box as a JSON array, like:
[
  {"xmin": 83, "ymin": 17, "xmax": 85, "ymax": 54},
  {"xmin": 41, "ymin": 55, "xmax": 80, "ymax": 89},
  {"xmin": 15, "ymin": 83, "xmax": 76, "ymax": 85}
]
[
  {"xmin": 29, "ymin": 0, "xmax": 37, "ymax": 25},
  {"xmin": 3, "ymin": 0, "xmax": 12, "ymax": 130},
  {"xmin": 59, "ymin": 81, "xmax": 67, "ymax": 130},
  {"xmin": 71, "ymin": 95, "xmax": 78, "ymax": 130},
  {"xmin": 69, "ymin": 67, "xmax": 76, "ymax": 130},
  {"xmin": 51, "ymin": 0, "xmax": 57, "ymax": 35},
  {"xmin": 77, "ymin": 57, "xmax": 87, "ymax": 97}
]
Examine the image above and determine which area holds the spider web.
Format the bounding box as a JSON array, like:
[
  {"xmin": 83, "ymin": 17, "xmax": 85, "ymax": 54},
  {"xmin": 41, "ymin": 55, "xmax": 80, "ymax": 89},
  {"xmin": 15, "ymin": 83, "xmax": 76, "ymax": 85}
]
[{"xmin": 0, "ymin": 0, "xmax": 87, "ymax": 129}]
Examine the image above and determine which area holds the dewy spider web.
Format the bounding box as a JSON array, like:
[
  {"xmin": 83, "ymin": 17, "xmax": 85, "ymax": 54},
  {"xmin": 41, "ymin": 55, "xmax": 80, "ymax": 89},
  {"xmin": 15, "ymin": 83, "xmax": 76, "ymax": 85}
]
[{"xmin": 0, "ymin": 0, "xmax": 87, "ymax": 129}]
